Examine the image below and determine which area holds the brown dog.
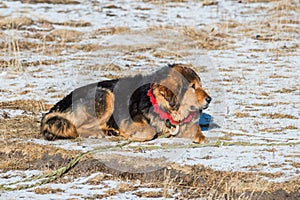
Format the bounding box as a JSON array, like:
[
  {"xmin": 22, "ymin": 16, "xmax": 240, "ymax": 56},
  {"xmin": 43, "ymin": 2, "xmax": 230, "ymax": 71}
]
[{"xmin": 41, "ymin": 64, "xmax": 211, "ymax": 143}]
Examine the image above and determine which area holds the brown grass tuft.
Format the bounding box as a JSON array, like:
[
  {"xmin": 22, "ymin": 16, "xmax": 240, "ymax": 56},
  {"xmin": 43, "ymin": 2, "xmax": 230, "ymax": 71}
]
[
  {"xmin": 259, "ymin": 128, "xmax": 282, "ymax": 133},
  {"xmin": 94, "ymin": 27, "xmax": 130, "ymax": 35},
  {"xmin": 235, "ymin": 112, "xmax": 250, "ymax": 118},
  {"xmin": 274, "ymin": 88, "xmax": 296, "ymax": 93},
  {"xmin": 284, "ymin": 125, "xmax": 298, "ymax": 130},
  {"xmin": 48, "ymin": 29, "xmax": 84, "ymax": 43},
  {"xmin": 0, "ymin": 100, "xmax": 53, "ymax": 112},
  {"xmin": 32, "ymin": 187, "xmax": 65, "ymax": 194},
  {"xmin": 0, "ymin": 17, "xmax": 33, "ymax": 29},
  {"xmin": 20, "ymin": 0, "xmax": 80, "ymax": 4},
  {"xmin": 261, "ymin": 113, "xmax": 298, "ymax": 119},
  {"xmin": 183, "ymin": 26, "xmax": 233, "ymax": 50}
]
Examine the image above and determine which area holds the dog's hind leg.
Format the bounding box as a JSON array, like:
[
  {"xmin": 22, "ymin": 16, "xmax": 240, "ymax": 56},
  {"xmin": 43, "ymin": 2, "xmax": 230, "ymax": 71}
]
[
  {"xmin": 75, "ymin": 88, "xmax": 115, "ymax": 138},
  {"xmin": 41, "ymin": 85, "xmax": 116, "ymax": 140},
  {"xmin": 41, "ymin": 112, "xmax": 78, "ymax": 140}
]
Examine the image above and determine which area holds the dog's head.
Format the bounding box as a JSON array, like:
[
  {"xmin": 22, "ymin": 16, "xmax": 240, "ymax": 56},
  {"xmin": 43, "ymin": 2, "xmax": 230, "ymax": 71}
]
[{"xmin": 152, "ymin": 64, "xmax": 211, "ymax": 123}]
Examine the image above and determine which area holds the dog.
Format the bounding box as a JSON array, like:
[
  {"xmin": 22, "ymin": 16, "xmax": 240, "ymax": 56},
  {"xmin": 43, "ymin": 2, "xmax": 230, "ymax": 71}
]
[{"xmin": 41, "ymin": 64, "xmax": 211, "ymax": 143}]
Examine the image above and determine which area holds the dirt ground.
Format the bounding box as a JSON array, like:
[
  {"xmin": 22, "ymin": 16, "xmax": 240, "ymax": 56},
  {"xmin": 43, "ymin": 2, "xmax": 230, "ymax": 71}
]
[{"xmin": 0, "ymin": 0, "xmax": 299, "ymax": 199}]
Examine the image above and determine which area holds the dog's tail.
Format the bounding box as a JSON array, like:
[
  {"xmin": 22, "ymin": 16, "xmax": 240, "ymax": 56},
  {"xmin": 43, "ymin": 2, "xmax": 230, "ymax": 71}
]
[{"xmin": 41, "ymin": 112, "xmax": 78, "ymax": 140}]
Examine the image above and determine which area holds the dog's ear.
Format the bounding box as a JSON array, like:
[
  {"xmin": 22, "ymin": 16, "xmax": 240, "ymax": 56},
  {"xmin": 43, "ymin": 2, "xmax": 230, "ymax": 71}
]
[{"xmin": 157, "ymin": 85, "xmax": 179, "ymax": 109}]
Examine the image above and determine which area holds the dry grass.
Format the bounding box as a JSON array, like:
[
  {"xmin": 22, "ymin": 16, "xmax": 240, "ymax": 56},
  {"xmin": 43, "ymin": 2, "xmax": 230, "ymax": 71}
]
[
  {"xmin": 290, "ymin": 162, "xmax": 300, "ymax": 168},
  {"xmin": 269, "ymin": 74, "xmax": 289, "ymax": 78},
  {"xmin": 235, "ymin": 112, "xmax": 250, "ymax": 118},
  {"xmin": 0, "ymin": 15, "xmax": 99, "ymax": 72},
  {"xmin": 38, "ymin": 19, "xmax": 91, "ymax": 27},
  {"xmin": 261, "ymin": 113, "xmax": 298, "ymax": 119},
  {"xmin": 87, "ymin": 174, "xmax": 106, "ymax": 185},
  {"xmin": 0, "ymin": 141, "xmax": 79, "ymax": 171},
  {"xmin": 0, "ymin": 100, "xmax": 52, "ymax": 113},
  {"xmin": 142, "ymin": 0, "xmax": 189, "ymax": 3},
  {"xmin": 246, "ymin": 0, "xmax": 280, "ymax": 2},
  {"xmin": 1, "ymin": 136, "xmax": 299, "ymax": 199},
  {"xmin": 0, "ymin": 2, "xmax": 7, "ymax": 8},
  {"xmin": 159, "ymin": 168, "xmax": 272, "ymax": 199},
  {"xmin": 183, "ymin": 26, "xmax": 233, "ymax": 50},
  {"xmin": 6, "ymin": 34, "xmax": 22, "ymax": 70},
  {"xmin": 20, "ymin": 0, "xmax": 80, "ymax": 4},
  {"xmin": 0, "ymin": 17, "xmax": 33, "ymax": 29},
  {"xmin": 116, "ymin": 183, "xmax": 135, "ymax": 193},
  {"xmin": 32, "ymin": 187, "xmax": 64, "ymax": 194},
  {"xmin": 93, "ymin": 27, "xmax": 130, "ymax": 35},
  {"xmin": 259, "ymin": 128, "xmax": 283, "ymax": 133},
  {"xmin": 202, "ymin": 0, "xmax": 218, "ymax": 6},
  {"xmin": 274, "ymin": 88, "xmax": 296, "ymax": 93},
  {"xmin": 0, "ymin": 0, "xmax": 299, "ymax": 199},
  {"xmin": 284, "ymin": 125, "xmax": 298, "ymax": 130},
  {"xmin": 252, "ymin": 103, "xmax": 273, "ymax": 107},
  {"xmin": 47, "ymin": 29, "xmax": 84, "ymax": 43},
  {"xmin": 135, "ymin": 190, "xmax": 166, "ymax": 198}
]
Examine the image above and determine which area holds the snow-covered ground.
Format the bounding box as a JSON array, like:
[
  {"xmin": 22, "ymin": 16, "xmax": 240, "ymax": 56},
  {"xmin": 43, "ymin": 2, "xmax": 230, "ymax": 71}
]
[{"xmin": 0, "ymin": 0, "xmax": 299, "ymax": 199}]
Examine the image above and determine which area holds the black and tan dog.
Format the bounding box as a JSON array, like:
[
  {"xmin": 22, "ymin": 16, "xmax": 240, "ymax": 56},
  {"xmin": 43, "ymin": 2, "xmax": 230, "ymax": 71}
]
[{"xmin": 41, "ymin": 64, "xmax": 211, "ymax": 143}]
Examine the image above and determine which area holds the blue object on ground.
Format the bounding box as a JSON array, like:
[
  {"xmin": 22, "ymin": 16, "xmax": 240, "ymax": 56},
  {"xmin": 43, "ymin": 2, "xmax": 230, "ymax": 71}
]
[{"xmin": 199, "ymin": 112, "xmax": 212, "ymax": 131}]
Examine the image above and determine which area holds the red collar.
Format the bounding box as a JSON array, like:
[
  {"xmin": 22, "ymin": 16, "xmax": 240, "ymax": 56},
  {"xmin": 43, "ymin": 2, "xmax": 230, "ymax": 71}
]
[{"xmin": 147, "ymin": 85, "xmax": 197, "ymax": 126}]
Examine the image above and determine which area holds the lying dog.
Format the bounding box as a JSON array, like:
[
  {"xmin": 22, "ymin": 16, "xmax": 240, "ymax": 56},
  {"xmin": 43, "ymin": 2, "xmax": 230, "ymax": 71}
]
[{"xmin": 41, "ymin": 64, "xmax": 211, "ymax": 143}]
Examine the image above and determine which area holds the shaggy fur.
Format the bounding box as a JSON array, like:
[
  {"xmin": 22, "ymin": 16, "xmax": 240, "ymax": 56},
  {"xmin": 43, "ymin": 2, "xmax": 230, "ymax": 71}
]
[{"xmin": 41, "ymin": 64, "xmax": 211, "ymax": 143}]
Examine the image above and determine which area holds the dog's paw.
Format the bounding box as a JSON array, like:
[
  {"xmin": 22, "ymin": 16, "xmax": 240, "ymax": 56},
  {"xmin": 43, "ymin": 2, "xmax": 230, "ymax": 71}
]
[
  {"xmin": 128, "ymin": 131, "xmax": 155, "ymax": 142},
  {"xmin": 43, "ymin": 130, "xmax": 56, "ymax": 141},
  {"xmin": 193, "ymin": 134, "xmax": 208, "ymax": 144}
]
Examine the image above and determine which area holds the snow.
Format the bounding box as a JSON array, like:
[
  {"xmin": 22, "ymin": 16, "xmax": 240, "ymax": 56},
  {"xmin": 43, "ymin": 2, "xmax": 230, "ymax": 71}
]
[{"xmin": 0, "ymin": 0, "xmax": 299, "ymax": 198}]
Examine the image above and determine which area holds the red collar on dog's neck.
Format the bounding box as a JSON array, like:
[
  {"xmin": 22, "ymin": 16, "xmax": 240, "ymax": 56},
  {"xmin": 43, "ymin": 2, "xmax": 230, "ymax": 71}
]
[{"xmin": 147, "ymin": 84, "xmax": 197, "ymax": 126}]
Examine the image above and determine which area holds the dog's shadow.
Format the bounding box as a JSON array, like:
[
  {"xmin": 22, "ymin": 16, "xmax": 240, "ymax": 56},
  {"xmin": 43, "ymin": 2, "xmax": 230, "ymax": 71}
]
[{"xmin": 199, "ymin": 112, "xmax": 220, "ymax": 131}]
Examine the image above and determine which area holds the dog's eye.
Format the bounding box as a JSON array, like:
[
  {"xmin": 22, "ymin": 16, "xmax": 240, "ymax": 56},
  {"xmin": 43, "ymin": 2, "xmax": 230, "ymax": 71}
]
[{"xmin": 191, "ymin": 84, "xmax": 196, "ymax": 89}]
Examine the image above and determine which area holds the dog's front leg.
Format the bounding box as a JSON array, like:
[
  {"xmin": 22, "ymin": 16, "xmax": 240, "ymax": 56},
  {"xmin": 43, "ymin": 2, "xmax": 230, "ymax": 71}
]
[
  {"xmin": 192, "ymin": 124, "xmax": 207, "ymax": 144},
  {"xmin": 179, "ymin": 123, "xmax": 207, "ymax": 144},
  {"xmin": 119, "ymin": 118, "xmax": 156, "ymax": 142}
]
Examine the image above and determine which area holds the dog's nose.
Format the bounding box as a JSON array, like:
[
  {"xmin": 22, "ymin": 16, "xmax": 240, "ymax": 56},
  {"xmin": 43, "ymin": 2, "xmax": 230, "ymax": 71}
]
[
  {"xmin": 169, "ymin": 101, "xmax": 176, "ymax": 107},
  {"xmin": 205, "ymin": 96, "xmax": 212, "ymax": 104}
]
